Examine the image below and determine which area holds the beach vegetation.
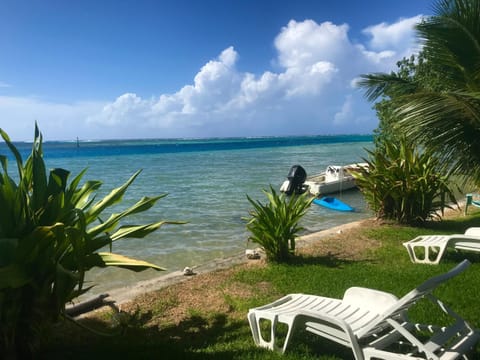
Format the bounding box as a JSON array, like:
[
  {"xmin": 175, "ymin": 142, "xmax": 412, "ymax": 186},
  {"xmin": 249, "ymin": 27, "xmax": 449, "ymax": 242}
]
[
  {"xmin": 359, "ymin": 0, "xmax": 480, "ymax": 187},
  {"xmin": 351, "ymin": 136, "xmax": 457, "ymax": 224},
  {"xmin": 245, "ymin": 186, "xmax": 312, "ymax": 262},
  {"xmin": 0, "ymin": 125, "xmax": 182, "ymax": 359},
  {"xmin": 356, "ymin": 0, "xmax": 480, "ymax": 223}
]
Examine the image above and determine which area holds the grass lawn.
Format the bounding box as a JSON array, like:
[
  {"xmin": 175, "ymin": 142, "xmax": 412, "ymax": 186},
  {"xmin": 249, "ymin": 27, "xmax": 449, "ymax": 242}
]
[{"xmin": 42, "ymin": 210, "xmax": 480, "ymax": 359}]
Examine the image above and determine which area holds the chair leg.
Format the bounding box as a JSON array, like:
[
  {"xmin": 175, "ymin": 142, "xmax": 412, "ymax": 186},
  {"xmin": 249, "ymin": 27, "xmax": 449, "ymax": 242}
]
[
  {"xmin": 248, "ymin": 312, "xmax": 288, "ymax": 352},
  {"xmin": 280, "ymin": 319, "xmax": 299, "ymax": 354},
  {"xmin": 409, "ymin": 244, "xmax": 445, "ymax": 264},
  {"xmin": 428, "ymin": 245, "xmax": 447, "ymax": 265},
  {"xmin": 248, "ymin": 312, "xmax": 276, "ymax": 350},
  {"xmin": 248, "ymin": 311, "xmax": 298, "ymax": 353},
  {"xmin": 268, "ymin": 316, "xmax": 293, "ymax": 353},
  {"xmin": 247, "ymin": 312, "xmax": 263, "ymax": 347}
]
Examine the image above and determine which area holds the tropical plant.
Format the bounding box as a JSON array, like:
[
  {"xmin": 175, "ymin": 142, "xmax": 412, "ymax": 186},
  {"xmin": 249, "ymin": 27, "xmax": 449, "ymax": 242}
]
[
  {"xmin": 245, "ymin": 186, "xmax": 312, "ymax": 262},
  {"xmin": 362, "ymin": 53, "xmax": 448, "ymax": 148},
  {"xmin": 351, "ymin": 137, "xmax": 457, "ymax": 224},
  {"xmin": 359, "ymin": 0, "xmax": 480, "ymax": 186},
  {"xmin": 0, "ymin": 125, "xmax": 182, "ymax": 359}
]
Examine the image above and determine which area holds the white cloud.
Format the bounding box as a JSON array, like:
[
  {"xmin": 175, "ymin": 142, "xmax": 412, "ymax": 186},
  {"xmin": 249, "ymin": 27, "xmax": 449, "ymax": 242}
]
[
  {"xmin": 274, "ymin": 20, "xmax": 351, "ymax": 68},
  {"xmin": 87, "ymin": 93, "xmax": 151, "ymax": 126},
  {"xmin": 0, "ymin": 96, "xmax": 105, "ymax": 141},
  {"xmin": 362, "ymin": 15, "xmax": 424, "ymax": 59},
  {"xmin": 0, "ymin": 15, "xmax": 423, "ymax": 140}
]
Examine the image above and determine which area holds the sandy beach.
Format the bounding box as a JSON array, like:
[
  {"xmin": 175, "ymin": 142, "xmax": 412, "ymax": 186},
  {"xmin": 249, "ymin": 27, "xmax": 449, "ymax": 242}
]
[{"xmin": 75, "ymin": 219, "xmax": 371, "ymax": 309}]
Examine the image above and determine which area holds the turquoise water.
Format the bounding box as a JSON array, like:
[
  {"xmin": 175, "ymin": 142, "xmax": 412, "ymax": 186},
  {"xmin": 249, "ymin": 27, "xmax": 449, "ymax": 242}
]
[{"xmin": 4, "ymin": 136, "xmax": 374, "ymax": 294}]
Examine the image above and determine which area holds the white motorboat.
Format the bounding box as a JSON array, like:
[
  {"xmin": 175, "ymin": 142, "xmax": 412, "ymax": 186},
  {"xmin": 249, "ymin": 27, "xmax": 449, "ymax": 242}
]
[{"xmin": 280, "ymin": 163, "xmax": 367, "ymax": 196}]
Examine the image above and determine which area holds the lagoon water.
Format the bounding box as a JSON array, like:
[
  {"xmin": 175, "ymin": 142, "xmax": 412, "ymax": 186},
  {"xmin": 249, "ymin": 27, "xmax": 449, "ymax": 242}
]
[{"xmin": 6, "ymin": 135, "xmax": 373, "ymax": 295}]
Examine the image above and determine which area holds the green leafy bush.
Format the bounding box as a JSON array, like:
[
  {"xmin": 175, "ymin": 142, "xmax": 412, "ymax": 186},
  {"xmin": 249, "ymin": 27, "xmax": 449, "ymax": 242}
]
[
  {"xmin": 0, "ymin": 125, "xmax": 182, "ymax": 359},
  {"xmin": 245, "ymin": 186, "xmax": 312, "ymax": 262},
  {"xmin": 351, "ymin": 137, "xmax": 456, "ymax": 224}
]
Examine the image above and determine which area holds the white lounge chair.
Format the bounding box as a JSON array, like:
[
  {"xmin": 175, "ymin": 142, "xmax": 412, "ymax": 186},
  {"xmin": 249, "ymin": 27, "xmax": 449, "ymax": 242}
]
[
  {"xmin": 248, "ymin": 260, "xmax": 479, "ymax": 359},
  {"xmin": 403, "ymin": 228, "xmax": 480, "ymax": 265},
  {"xmin": 464, "ymin": 193, "xmax": 480, "ymax": 215}
]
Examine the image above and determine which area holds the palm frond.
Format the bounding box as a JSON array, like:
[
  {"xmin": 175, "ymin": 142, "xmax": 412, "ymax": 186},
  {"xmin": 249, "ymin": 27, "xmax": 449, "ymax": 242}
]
[
  {"xmin": 357, "ymin": 73, "xmax": 418, "ymax": 102},
  {"xmin": 397, "ymin": 90, "xmax": 480, "ymax": 180}
]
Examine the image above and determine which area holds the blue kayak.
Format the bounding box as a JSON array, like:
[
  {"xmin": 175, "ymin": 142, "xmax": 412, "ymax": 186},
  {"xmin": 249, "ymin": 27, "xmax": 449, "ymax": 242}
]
[{"xmin": 313, "ymin": 196, "xmax": 354, "ymax": 212}]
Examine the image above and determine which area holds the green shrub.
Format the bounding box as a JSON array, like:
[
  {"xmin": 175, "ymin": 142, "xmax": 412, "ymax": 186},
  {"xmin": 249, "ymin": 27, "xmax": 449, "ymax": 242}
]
[
  {"xmin": 351, "ymin": 137, "xmax": 456, "ymax": 224},
  {"xmin": 245, "ymin": 186, "xmax": 312, "ymax": 262},
  {"xmin": 0, "ymin": 125, "xmax": 183, "ymax": 359}
]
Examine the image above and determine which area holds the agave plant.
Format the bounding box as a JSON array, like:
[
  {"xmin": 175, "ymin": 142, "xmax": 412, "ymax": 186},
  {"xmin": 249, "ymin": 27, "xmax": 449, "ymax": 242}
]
[
  {"xmin": 245, "ymin": 186, "xmax": 312, "ymax": 262},
  {"xmin": 0, "ymin": 125, "xmax": 183, "ymax": 359}
]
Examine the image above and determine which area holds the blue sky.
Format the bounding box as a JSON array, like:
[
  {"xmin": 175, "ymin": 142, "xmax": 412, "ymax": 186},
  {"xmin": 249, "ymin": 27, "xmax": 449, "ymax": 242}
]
[{"xmin": 0, "ymin": 0, "xmax": 431, "ymax": 141}]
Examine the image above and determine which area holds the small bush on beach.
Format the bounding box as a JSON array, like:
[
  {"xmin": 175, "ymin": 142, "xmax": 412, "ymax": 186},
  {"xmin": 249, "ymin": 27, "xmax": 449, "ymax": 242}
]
[
  {"xmin": 0, "ymin": 125, "xmax": 182, "ymax": 359},
  {"xmin": 351, "ymin": 136, "xmax": 457, "ymax": 224},
  {"xmin": 245, "ymin": 186, "xmax": 312, "ymax": 262}
]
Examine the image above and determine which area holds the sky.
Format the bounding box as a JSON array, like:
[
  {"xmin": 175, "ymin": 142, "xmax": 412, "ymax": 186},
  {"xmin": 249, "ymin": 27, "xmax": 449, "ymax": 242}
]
[{"xmin": 0, "ymin": 0, "xmax": 432, "ymax": 141}]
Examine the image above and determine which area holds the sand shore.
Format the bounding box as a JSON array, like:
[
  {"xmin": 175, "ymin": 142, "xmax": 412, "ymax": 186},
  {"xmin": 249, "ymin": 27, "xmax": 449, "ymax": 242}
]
[
  {"xmin": 70, "ymin": 201, "xmax": 466, "ymax": 312},
  {"xmin": 88, "ymin": 219, "xmax": 369, "ymax": 307}
]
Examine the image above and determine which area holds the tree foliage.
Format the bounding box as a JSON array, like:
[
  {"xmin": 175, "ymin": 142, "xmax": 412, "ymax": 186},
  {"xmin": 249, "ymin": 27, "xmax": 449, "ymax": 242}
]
[
  {"xmin": 354, "ymin": 0, "xmax": 480, "ymax": 223},
  {"xmin": 359, "ymin": 0, "xmax": 480, "ymax": 186},
  {"xmin": 360, "ymin": 52, "xmax": 448, "ymax": 147}
]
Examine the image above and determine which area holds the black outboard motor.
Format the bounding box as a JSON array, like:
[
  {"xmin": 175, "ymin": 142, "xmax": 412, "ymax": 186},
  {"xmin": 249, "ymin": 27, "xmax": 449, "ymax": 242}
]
[{"xmin": 283, "ymin": 165, "xmax": 307, "ymax": 195}]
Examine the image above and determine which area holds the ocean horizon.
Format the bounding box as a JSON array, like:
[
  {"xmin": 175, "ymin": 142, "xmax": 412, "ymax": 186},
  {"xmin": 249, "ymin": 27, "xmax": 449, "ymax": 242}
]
[
  {"xmin": 1, "ymin": 134, "xmax": 374, "ymax": 296},
  {"xmin": 4, "ymin": 134, "xmax": 373, "ymax": 157}
]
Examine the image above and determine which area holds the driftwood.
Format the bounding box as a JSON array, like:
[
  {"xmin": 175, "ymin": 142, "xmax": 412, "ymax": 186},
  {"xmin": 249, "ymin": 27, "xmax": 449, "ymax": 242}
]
[{"xmin": 65, "ymin": 294, "xmax": 115, "ymax": 317}]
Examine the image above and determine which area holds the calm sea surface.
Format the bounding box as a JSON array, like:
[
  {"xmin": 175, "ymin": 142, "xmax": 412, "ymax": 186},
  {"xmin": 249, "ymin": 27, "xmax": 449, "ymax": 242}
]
[{"xmin": 4, "ymin": 135, "xmax": 373, "ymax": 295}]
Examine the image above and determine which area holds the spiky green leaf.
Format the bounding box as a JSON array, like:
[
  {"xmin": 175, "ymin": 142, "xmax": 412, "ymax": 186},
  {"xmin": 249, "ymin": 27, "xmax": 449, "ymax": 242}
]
[{"xmin": 85, "ymin": 252, "xmax": 165, "ymax": 272}]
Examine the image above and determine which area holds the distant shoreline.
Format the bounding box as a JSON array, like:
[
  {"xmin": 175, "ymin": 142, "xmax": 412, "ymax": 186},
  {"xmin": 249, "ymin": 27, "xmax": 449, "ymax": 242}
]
[
  {"xmin": 1, "ymin": 134, "xmax": 374, "ymax": 160},
  {"xmin": 6, "ymin": 133, "xmax": 374, "ymax": 145}
]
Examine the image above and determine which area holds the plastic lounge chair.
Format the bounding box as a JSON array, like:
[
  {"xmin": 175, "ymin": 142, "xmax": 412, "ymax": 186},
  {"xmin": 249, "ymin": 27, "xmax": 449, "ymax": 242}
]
[
  {"xmin": 403, "ymin": 228, "xmax": 480, "ymax": 265},
  {"xmin": 464, "ymin": 193, "xmax": 480, "ymax": 215},
  {"xmin": 248, "ymin": 260, "xmax": 479, "ymax": 359}
]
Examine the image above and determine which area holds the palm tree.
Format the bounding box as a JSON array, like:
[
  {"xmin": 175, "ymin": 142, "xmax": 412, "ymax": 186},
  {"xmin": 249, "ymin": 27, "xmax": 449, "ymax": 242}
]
[{"xmin": 359, "ymin": 0, "xmax": 480, "ymax": 185}]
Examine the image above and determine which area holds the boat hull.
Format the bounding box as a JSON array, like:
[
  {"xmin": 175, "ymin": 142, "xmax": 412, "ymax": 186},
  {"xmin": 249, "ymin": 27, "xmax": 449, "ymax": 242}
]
[{"xmin": 304, "ymin": 176, "xmax": 356, "ymax": 196}]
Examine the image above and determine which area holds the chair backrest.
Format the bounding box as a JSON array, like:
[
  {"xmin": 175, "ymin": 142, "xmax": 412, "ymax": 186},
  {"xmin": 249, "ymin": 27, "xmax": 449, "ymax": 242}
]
[
  {"xmin": 358, "ymin": 260, "xmax": 471, "ymax": 338},
  {"xmin": 343, "ymin": 287, "xmax": 399, "ymax": 314},
  {"xmin": 464, "ymin": 227, "xmax": 480, "ymax": 237}
]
